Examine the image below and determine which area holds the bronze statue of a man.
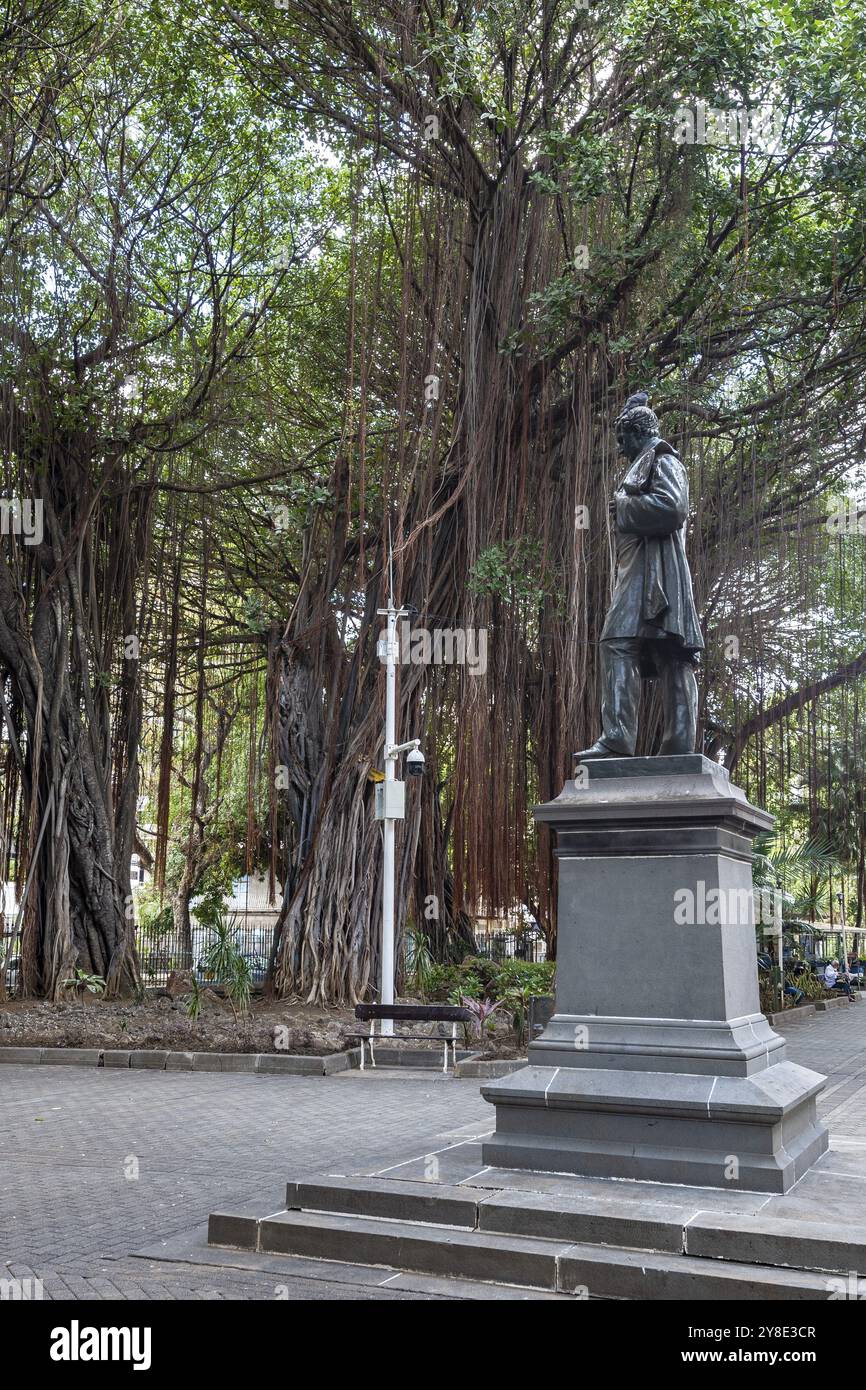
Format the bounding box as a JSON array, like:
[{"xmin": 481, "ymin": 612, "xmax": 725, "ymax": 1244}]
[{"xmin": 577, "ymin": 391, "xmax": 703, "ymax": 759}]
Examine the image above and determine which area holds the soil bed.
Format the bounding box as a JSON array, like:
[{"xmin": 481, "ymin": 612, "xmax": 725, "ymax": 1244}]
[{"xmin": 0, "ymin": 994, "xmax": 356, "ymax": 1056}]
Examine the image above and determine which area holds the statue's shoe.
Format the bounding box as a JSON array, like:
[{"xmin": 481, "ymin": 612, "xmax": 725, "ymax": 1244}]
[{"xmin": 573, "ymin": 741, "xmax": 626, "ymax": 760}]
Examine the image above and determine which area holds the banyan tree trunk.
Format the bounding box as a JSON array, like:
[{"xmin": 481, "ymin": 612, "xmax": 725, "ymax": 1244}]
[
  {"xmin": 0, "ymin": 467, "xmax": 142, "ymax": 999},
  {"xmin": 25, "ymin": 718, "xmax": 139, "ymax": 997}
]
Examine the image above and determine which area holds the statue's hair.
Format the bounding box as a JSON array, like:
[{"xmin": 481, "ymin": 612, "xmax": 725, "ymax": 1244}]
[{"xmin": 615, "ymin": 390, "xmax": 660, "ymax": 439}]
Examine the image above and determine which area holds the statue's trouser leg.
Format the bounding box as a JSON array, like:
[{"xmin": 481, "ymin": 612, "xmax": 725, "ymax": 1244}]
[
  {"xmin": 658, "ymin": 655, "xmax": 698, "ymax": 755},
  {"xmin": 599, "ymin": 638, "xmax": 642, "ymax": 755}
]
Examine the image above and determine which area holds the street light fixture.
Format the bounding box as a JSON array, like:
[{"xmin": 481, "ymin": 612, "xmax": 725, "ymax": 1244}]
[{"xmin": 375, "ymin": 595, "xmax": 424, "ymax": 1035}]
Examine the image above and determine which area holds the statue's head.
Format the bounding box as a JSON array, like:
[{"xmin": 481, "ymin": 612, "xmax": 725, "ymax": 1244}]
[{"xmin": 615, "ymin": 390, "xmax": 662, "ymax": 461}]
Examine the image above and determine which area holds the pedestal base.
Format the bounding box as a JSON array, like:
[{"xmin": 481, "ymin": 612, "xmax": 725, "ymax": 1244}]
[
  {"xmin": 482, "ymin": 1060, "xmax": 828, "ymax": 1193},
  {"xmin": 482, "ymin": 755, "xmax": 829, "ymax": 1192}
]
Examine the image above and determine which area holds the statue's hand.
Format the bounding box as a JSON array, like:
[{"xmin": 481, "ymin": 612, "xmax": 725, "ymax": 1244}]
[{"xmin": 608, "ymin": 498, "xmax": 618, "ymax": 522}]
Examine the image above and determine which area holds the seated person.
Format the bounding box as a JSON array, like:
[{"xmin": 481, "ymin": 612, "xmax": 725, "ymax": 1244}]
[
  {"xmin": 784, "ymin": 978, "xmax": 804, "ymax": 1005},
  {"xmin": 824, "ymin": 960, "xmax": 853, "ymax": 998}
]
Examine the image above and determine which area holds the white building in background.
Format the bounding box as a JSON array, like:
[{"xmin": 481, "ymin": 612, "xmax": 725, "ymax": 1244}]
[
  {"xmin": 130, "ymin": 854, "xmax": 150, "ymax": 888},
  {"xmin": 2, "ymin": 883, "xmax": 17, "ymax": 942},
  {"xmin": 190, "ymin": 873, "xmax": 284, "ymax": 970}
]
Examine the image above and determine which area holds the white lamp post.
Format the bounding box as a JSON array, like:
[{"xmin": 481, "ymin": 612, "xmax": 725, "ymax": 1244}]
[{"xmin": 375, "ymin": 598, "xmax": 423, "ymax": 1036}]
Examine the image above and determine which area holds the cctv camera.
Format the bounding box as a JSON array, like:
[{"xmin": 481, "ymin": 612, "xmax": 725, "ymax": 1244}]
[{"xmin": 405, "ymin": 747, "xmax": 425, "ymax": 777}]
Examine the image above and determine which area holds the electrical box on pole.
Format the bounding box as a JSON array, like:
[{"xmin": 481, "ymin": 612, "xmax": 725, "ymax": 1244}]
[{"xmin": 375, "ymin": 780, "xmax": 406, "ymax": 820}]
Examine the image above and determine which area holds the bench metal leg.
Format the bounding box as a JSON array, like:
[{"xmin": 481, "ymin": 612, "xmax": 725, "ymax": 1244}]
[{"xmin": 359, "ymin": 1039, "xmax": 365, "ymax": 1072}]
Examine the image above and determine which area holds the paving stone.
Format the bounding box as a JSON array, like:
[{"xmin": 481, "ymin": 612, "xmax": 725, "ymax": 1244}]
[
  {"xmin": 255, "ymin": 1053, "xmax": 323, "ymax": 1074},
  {"xmin": 685, "ymin": 1212, "xmax": 866, "ymax": 1274},
  {"xmin": 164, "ymin": 1052, "xmax": 194, "ymax": 1070},
  {"xmin": 478, "ymin": 1189, "xmax": 685, "ymax": 1252},
  {"xmin": 0, "ymin": 1047, "xmax": 42, "ymax": 1063},
  {"xmin": 259, "ymin": 1210, "xmax": 568, "ymax": 1288},
  {"xmin": 216, "ymin": 1054, "xmax": 257, "ymax": 1073},
  {"xmin": 286, "ymin": 1175, "xmax": 481, "ymax": 1227},
  {"xmin": 0, "ymin": 1002, "xmax": 864, "ymax": 1301},
  {"xmin": 129, "ymin": 1050, "xmax": 168, "ymax": 1069},
  {"xmin": 102, "ymin": 1050, "xmax": 131, "ymax": 1067},
  {"xmin": 39, "ymin": 1048, "xmax": 102, "ymax": 1066},
  {"xmin": 191, "ymin": 1052, "xmax": 224, "ymax": 1071},
  {"xmin": 558, "ymin": 1244, "xmax": 834, "ymax": 1299}
]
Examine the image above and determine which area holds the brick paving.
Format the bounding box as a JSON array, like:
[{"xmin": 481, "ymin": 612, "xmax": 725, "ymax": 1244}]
[{"xmin": 1, "ymin": 1002, "xmax": 864, "ymax": 1299}]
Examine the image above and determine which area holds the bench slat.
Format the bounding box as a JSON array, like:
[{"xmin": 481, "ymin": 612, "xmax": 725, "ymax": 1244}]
[{"xmin": 355, "ymin": 1003, "xmax": 471, "ymax": 1022}]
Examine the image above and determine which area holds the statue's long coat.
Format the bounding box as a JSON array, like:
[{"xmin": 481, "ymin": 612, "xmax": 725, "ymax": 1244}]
[{"xmin": 601, "ymin": 442, "xmax": 704, "ymax": 661}]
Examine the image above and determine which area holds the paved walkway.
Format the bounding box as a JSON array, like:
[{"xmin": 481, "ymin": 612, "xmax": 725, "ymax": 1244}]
[{"xmin": 1, "ymin": 1002, "xmax": 863, "ymax": 1299}]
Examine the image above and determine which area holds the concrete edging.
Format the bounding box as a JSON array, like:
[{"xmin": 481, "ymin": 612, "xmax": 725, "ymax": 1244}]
[
  {"xmin": 455, "ymin": 1056, "xmax": 527, "ymax": 1078},
  {"xmin": 767, "ymin": 994, "xmax": 861, "ymax": 1024},
  {"xmin": 0, "ymin": 1045, "xmax": 362, "ymax": 1075}
]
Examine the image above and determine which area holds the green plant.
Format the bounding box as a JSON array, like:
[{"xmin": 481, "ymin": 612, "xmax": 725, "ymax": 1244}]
[
  {"xmin": 225, "ymin": 955, "xmax": 252, "ymax": 1020},
  {"xmin": 758, "ymin": 972, "xmax": 780, "ymax": 1014},
  {"xmin": 200, "ymin": 912, "xmax": 252, "ymax": 1019},
  {"xmin": 423, "ymin": 953, "xmax": 555, "ymax": 1045},
  {"xmin": 427, "ymin": 962, "xmax": 481, "ymax": 1002},
  {"xmin": 185, "ymin": 973, "xmax": 204, "ymax": 1022},
  {"xmin": 787, "ymin": 967, "xmax": 825, "ymax": 1001},
  {"xmin": 61, "ymin": 968, "xmax": 106, "ymax": 996},
  {"xmin": 405, "ymin": 929, "xmax": 435, "ymax": 997},
  {"xmin": 461, "ymin": 995, "xmax": 503, "ymax": 1039}
]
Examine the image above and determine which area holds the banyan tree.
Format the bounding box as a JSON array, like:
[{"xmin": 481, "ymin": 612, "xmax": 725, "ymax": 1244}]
[{"xmin": 2, "ymin": 0, "xmax": 866, "ymax": 1000}]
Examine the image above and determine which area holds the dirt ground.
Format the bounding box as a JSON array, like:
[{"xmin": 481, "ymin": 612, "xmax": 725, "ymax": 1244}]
[{"xmin": 0, "ymin": 991, "xmax": 358, "ymax": 1055}]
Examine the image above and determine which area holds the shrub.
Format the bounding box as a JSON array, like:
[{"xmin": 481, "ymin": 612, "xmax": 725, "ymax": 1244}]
[{"xmin": 424, "ymin": 955, "xmax": 555, "ymax": 1044}]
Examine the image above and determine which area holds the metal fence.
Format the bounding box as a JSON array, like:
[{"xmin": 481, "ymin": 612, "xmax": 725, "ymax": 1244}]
[
  {"xmin": 471, "ymin": 930, "xmax": 548, "ymax": 963},
  {"xmin": 1, "ymin": 916, "xmax": 20, "ymax": 990},
  {"xmin": 137, "ymin": 923, "xmax": 274, "ymax": 987},
  {"xmin": 3, "ymin": 916, "xmax": 547, "ymax": 994}
]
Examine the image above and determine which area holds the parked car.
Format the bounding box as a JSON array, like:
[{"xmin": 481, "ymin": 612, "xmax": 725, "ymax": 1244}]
[
  {"xmin": 3, "ymin": 955, "xmax": 20, "ymax": 993},
  {"xmin": 195, "ymin": 953, "xmax": 268, "ymax": 987}
]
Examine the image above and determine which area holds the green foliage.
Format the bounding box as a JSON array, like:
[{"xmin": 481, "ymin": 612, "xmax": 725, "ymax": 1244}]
[
  {"xmin": 194, "ymin": 888, "xmax": 237, "ymax": 933},
  {"xmin": 425, "ymin": 956, "xmax": 554, "ymax": 1045},
  {"xmin": 426, "ymin": 962, "xmax": 484, "ymax": 1002},
  {"xmin": 405, "ymin": 930, "xmax": 435, "ymax": 997},
  {"xmin": 460, "ymin": 995, "xmax": 504, "ymax": 1039},
  {"xmin": 785, "ymin": 967, "xmax": 824, "ymax": 1002},
  {"xmin": 758, "ymin": 972, "xmax": 780, "ymax": 1014},
  {"xmin": 61, "ymin": 969, "xmax": 107, "ymax": 997},
  {"xmin": 753, "ymin": 833, "xmax": 845, "ymax": 921},
  {"xmin": 531, "ymin": 129, "xmax": 613, "ymax": 204},
  {"xmin": 468, "ymin": 539, "xmax": 547, "ymax": 606},
  {"xmin": 137, "ymin": 893, "xmax": 174, "ymax": 941},
  {"xmin": 199, "ymin": 912, "xmax": 252, "ymax": 1018},
  {"xmin": 185, "ymin": 974, "xmax": 205, "ymax": 1023}
]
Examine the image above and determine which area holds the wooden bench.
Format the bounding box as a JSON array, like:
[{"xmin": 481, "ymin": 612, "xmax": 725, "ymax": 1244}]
[{"xmin": 348, "ymin": 1003, "xmax": 473, "ymax": 1073}]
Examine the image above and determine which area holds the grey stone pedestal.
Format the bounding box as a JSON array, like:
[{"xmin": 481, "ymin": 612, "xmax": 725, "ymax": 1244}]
[{"xmin": 482, "ymin": 756, "xmax": 827, "ymax": 1192}]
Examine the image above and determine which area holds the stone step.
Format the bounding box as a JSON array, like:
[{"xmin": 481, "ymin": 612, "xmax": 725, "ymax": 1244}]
[
  {"xmin": 209, "ymin": 1171, "xmax": 866, "ymax": 1297},
  {"xmin": 213, "ymin": 1206, "xmax": 838, "ymax": 1298},
  {"xmin": 283, "ymin": 1175, "xmax": 688, "ymax": 1253},
  {"xmin": 261, "ymin": 1210, "xmax": 569, "ymax": 1289},
  {"xmin": 282, "ymin": 1175, "xmax": 866, "ymax": 1277},
  {"xmin": 558, "ymin": 1243, "xmax": 836, "ymax": 1300},
  {"xmin": 286, "ymin": 1176, "xmax": 481, "ymax": 1228}
]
